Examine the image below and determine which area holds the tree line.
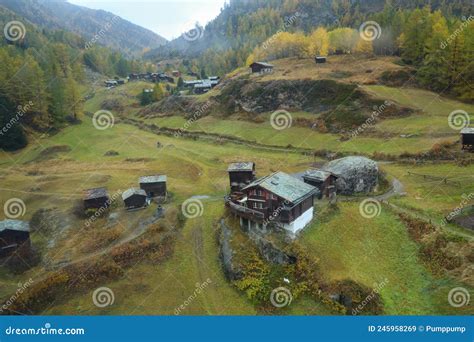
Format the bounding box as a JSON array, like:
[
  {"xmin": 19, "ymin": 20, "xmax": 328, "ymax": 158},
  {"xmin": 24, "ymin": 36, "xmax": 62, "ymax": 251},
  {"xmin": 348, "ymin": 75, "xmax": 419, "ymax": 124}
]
[{"xmin": 0, "ymin": 12, "xmax": 147, "ymax": 151}]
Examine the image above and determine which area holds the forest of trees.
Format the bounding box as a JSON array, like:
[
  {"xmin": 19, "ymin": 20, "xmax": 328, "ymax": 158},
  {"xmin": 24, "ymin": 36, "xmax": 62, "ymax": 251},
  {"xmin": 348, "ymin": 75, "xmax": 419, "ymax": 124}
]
[
  {"xmin": 149, "ymin": 0, "xmax": 470, "ymax": 70},
  {"xmin": 0, "ymin": 10, "xmax": 146, "ymax": 151},
  {"xmin": 245, "ymin": 7, "xmax": 473, "ymax": 100}
]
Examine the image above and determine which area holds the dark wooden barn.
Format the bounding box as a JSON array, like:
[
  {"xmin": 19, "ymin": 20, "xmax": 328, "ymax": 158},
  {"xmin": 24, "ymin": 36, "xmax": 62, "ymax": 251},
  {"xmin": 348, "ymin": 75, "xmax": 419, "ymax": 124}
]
[
  {"xmin": 83, "ymin": 187, "xmax": 110, "ymax": 210},
  {"xmin": 461, "ymin": 128, "xmax": 474, "ymax": 151},
  {"xmin": 315, "ymin": 56, "xmax": 327, "ymax": 64},
  {"xmin": 228, "ymin": 162, "xmax": 256, "ymax": 193},
  {"xmin": 0, "ymin": 220, "xmax": 30, "ymax": 258},
  {"xmin": 139, "ymin": 175, "xmax": 167, "ymax": 198},
  {"xmin": 249, "ymin": 62, "xmax": 274, "ymax": 74},
  {"xmin": 302, "ymin": 169, "xmax": 337, "ymax": 199},
  {"xmin": 122, "ymin": 188, "xmax": 148, "ymax": 209}
]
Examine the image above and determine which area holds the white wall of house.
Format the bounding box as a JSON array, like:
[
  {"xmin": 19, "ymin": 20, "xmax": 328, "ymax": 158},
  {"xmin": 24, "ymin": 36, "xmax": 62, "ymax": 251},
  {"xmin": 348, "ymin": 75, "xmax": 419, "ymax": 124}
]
[{"xmin": 280, "ymin": 207, "xmax": 314, "ymax": 235}]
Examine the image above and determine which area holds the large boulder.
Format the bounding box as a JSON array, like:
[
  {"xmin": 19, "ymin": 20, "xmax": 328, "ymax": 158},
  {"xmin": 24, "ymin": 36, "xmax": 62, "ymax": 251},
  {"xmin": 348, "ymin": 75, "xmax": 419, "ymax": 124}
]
[{"xmin": 323, "ymin": 156, "xmax": 378, "ymax": 195}]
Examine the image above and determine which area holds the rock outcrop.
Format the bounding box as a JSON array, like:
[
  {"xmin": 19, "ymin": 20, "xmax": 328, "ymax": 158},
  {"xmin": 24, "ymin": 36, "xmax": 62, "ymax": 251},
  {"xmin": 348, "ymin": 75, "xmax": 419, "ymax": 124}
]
[
  {"xmin": 254, "ymin": 237, "xmax": 296, "ymax": 265},
  {"xmin": 323, "ymin": 156, "xmax": 378, "ymax": 195},
  {"xmin": 218, "ymin": 220, "xmax": 243, "ymax": 281}
]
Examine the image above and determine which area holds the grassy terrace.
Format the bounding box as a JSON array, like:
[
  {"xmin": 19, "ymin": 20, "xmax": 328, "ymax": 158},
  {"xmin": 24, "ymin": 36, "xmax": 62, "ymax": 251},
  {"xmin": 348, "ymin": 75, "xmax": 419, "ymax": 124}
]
[{"xmin": 136, "ymin": 88, "xmax": 472, "ymax": 156}]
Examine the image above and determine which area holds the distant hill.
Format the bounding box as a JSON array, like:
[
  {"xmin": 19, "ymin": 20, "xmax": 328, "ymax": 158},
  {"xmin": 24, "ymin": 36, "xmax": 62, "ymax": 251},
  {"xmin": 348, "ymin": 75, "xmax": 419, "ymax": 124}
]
[
  {"xmin": 145, "ymin": 0, "xmax": 471, "ymax": 72},
  {"xmin": 0, "ymin": 0, "xmax": 167, "ymax": 57}
]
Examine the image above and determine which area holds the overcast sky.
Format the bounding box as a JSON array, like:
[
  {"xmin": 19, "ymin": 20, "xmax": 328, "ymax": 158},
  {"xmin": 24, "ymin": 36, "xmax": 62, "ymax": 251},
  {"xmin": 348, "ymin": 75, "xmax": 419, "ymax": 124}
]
[{"xmin": 68, "ymin": 0, "xmax": 226, "ymax": 40}]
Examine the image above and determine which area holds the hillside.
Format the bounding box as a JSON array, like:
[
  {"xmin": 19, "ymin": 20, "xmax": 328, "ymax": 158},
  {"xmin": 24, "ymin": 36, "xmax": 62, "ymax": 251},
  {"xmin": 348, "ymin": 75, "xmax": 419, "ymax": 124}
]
[
  {"xmin": 146, "ymin": 0, "xmax": 471, "ymax": 72},
  {"xmin": 0, "ymin": 0, "xmax": 167, "ymax": 57},
  {"xmin": 0, "ymin": 0, "xmax": 473, "ymax": 321}
]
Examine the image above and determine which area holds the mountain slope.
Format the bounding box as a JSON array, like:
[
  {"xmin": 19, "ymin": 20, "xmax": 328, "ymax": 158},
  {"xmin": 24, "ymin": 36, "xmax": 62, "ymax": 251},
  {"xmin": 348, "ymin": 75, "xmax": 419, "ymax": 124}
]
[
  {"xmin": 0, "ymin": 0, "xmax": 167, "ymax": 57},
  {"xmin": 145, "ymin": 0, "xmax": 471, "ymax": 71}
]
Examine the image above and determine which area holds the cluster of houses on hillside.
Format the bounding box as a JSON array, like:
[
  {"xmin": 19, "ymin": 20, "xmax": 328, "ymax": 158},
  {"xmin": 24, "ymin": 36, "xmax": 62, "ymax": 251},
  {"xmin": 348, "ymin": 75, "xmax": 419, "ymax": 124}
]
[
  {"xmin": 128, "ymin": 72, "xmax": 174, "ymax": 83},
  {"xmin": 183, "ymin": 76, "xmax": 220, "ymax": 94},
  {"xmin": 83, "ymin": 174, "xmax": 167, "ymax": 211},
  {"xmin": 225, "ymin": 162, "xmax": 337, "ymax": 236},
  {"xmin": 104, "ymin": 79, "xmax": 126, "ymax": 88}
]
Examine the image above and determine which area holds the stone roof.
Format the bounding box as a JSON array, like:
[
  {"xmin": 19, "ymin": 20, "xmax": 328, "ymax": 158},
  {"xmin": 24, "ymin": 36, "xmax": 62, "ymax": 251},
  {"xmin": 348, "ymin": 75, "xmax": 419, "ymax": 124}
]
[
  {"xmin": 139, "ymin": 175, "xmax": 167, "ymax": 184},
  {"xmin": 83, "ymin": 187, "xmax": 109, "ymax": 200},
  {"xmin": 228, "ymin": 162, "xmax": 254, "ymax": 172},
  {"xmin": 243, "ymin": 171, "xmax": 317, "ymax": 204},
  {"xmin": 461, "ymin": 127, "xmax": 474, "ymax": 134},
  {"xmin": 0, "ymin": 219, "xmax": 30, "ymax": 233},
  {"xmin": 122, "ymin": 188, "xmax": 147, "ymax": 200},
  {"xmin": 250, "ymin": 61, "xmax": 274, "ymax": 68},
  {"xmin": 303, "ymin": 169, "xmax": 334, "ymax": 182}
]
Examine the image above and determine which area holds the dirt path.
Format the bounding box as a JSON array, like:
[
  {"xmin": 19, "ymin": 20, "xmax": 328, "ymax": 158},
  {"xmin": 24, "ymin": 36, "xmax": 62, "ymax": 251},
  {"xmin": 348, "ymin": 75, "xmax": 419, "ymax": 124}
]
[{"xmin": 46, "ymin": 211, "xmax": 161, "ymax": 271}]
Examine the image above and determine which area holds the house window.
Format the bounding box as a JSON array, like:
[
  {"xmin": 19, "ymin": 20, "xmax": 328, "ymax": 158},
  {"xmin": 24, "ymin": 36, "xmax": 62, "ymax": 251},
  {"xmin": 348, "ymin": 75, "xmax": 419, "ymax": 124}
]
[
  {"xmin": 253, "ymin": 202, "xmax": 258, "ymax": 209},
  {"xmin": 270, "ymin": 193, "xmax": 277, "ymax": 200},
  {"xmin": 258, "ymin": 190, "xmax": 264, "ymax": 196}
]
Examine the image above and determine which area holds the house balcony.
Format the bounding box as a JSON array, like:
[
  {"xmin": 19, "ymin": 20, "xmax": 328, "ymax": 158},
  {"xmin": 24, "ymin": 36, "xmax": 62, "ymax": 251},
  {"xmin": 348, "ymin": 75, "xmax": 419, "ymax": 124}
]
[{"xmin": 225, "ymin": 196, "xmax": 265, "ymax": 222}]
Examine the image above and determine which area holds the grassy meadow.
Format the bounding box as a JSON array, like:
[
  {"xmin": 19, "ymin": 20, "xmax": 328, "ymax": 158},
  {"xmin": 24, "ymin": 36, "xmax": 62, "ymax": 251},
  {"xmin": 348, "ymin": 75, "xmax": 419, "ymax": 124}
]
[{"xmin": 0, "ymin": 56, "xmax": 472, "ymax": 316}]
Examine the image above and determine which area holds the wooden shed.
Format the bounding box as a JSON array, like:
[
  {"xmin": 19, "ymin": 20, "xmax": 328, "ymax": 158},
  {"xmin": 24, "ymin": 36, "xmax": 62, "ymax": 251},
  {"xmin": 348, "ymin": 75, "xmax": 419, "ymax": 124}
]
[
  {"xmin": 0, "ymin": 220, "xmax": 30, "ymax": 258},
  {"xmin": 83, "ymin": 187, "xmax": 110, "ymax": 210},
  {"xmin": 122, "ymin": 188, "xmax": 148, "ymax": 209},
  {"xmin": 139, "ymin": 175, "xmax": 167, "ymax": 198},
  {"xmin": 302, "ymin": 169, "xmax": 337, "ymax": 199},
  {"xmin": 249, "ymin": 62, "xmax": 274, "ymax": 74},
  {"xmin": 461, "ymin": 128, "xmax": 474, "ymax": 151},
  {"xmin": 228, "ymin": 162, "xmax": 256, "ymax": 193},
  {"xmin": 315, "ymin": 56, "xmax": 327, "ymax": 64}
]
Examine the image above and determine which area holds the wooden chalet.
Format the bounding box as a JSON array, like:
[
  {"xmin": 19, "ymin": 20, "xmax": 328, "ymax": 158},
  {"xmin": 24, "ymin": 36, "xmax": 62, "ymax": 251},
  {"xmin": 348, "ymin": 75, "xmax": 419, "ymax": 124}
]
[
  {"xmin": 249, "ymin": 61, "xmax": 274, "ymax": 74},
  {"xmin": 302, "ymin": 169, "xmax": 337, "ymax": 199},
  {"xmin": 83, "ymin": 187, "xmax": 110, "ymax": 210},
  {"xmin": 139, "ymin": 175, "xmax": 167, "ymax": 198},
  {"xmin": 122, "ymin": 188, "xmax": 148, "ymax": 209},
  {"xmin": 315, "ymin": 56, "xmax": 327, "ymax": 64},
  {"xmin": 461, "ymin": 128, "xmax": 474, "ymax": 151},
  {"xmin": 228, "ymin": 162, "xmax": 256, "ymax": 193},
  {"xmin": 0, "ymin": 220, "xmax": 30, "ymax": 258},
  {"xmin": 226, "ymin": 171, "xmax": 318, "ymax": 236},
  {"xmin": 105, "ymin": 80, "xmax": 118, "ymax": 87}
]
